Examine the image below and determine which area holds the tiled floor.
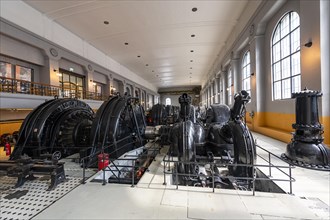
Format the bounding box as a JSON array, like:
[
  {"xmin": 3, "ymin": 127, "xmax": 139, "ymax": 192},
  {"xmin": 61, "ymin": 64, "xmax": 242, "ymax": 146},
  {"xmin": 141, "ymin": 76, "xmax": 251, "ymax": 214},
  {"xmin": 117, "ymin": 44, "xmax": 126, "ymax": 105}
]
[{"xmin": 32, "ymin": 132, "xmax": 330, "ymax": 220}]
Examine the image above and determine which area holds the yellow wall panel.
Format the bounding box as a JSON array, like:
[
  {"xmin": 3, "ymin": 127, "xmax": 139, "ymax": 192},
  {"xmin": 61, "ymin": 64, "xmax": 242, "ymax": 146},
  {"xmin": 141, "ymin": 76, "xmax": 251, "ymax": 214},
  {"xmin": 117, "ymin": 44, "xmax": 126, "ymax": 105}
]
[
  {"xmin": 0, "ymin": 121, "xmax": 22, "ymax": 135},
  {"xmin": 321, "ymin": 116, "xmax": 330, "ymax": 146},
  {"xmin": 264, "ymin": 112, "xmax": 295, "ymax": 133}
]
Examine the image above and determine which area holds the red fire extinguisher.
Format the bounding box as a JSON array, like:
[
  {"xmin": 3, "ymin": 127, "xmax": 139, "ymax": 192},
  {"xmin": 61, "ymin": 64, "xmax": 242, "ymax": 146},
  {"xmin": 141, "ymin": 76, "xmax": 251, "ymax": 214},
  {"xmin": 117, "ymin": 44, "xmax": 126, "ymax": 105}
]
[{"xmin": 5, "ymin": 142, "xmax": 11, "ymax": 156}]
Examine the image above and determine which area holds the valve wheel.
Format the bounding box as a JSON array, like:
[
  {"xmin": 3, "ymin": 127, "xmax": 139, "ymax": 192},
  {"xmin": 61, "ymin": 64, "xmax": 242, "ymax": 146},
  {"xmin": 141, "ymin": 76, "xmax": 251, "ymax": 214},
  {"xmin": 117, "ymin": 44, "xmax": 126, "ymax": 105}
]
[{"xmin": 52, "ymin": 151, "xmax": 62, "ymax": 160}]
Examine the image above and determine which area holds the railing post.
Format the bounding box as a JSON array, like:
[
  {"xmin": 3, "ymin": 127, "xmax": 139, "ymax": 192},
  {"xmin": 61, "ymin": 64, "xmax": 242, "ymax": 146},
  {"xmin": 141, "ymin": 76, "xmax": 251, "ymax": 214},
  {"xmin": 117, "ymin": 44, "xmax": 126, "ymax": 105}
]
[
  {"xmin": 176, "ymin": 162, "xmax": 178, "ymax": 190},
  {"xmin": 289, "ymin": 164, "xmax": 292, "ymax": 194},
  {"xmin": 102, "ymin": 166, "xmax": 106, "ymax": 186},
  {"xmin": 212, "ymin": 163, "xmax": 215, "ymax": 193},
  {"xmin": 82, "ymin": 159, "xmax": 86, "ymax": 184},
  {"xmin": 252, "ymin": 165, "xmax": 256, "ymax": 196},
  {"xmin": 268, "ymin": 153, "xmax": 272, "ymax": 177},
  {"xmin": 163, "ymin": 157, "xmax": 167, "ymax": 185},
  {"xmin": 131, "ymin": 160, "xmax": 135, "ymax": 187}
]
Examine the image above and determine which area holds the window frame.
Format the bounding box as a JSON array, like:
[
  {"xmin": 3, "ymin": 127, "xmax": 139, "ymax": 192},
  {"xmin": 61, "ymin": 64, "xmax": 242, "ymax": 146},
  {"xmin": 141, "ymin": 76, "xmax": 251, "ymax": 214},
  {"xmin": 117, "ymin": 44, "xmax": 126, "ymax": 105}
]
[
  {"xmin": 227, "ymin": 68, "xmax": 232, "ymax": 105},
  {"xmin": 242, "ymin": 50, "xmax": 251, "ymax": 95},
  {"xmin": 271, "ymin": 11, "xmax": 301, "ymax": 100},
  {"xmin": 165, "ymin": 97, "xmax": 171, "ymax": 106}
]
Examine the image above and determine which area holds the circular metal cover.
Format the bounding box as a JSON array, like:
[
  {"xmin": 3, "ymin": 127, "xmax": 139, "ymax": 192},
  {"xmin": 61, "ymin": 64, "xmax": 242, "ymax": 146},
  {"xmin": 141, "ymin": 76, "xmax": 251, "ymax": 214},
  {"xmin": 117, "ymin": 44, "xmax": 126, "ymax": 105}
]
[{"xmin": 50, "ymin": 48, "xmax": 58, "ymax": 57}]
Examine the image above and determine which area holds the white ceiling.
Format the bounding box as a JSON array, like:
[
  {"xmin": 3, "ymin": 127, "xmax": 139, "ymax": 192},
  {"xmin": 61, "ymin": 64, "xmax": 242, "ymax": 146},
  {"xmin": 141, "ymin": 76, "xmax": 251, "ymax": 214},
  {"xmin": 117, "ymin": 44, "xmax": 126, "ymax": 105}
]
[{"xmin": 24, "ymin": 0, "xmax": 260, "ymax": 89}]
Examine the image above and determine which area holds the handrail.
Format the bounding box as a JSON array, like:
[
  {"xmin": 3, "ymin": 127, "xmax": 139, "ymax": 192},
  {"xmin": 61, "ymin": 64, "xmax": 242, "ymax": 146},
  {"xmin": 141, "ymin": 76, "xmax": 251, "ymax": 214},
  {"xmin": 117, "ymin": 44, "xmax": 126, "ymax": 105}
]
[
  {"xmin": 0, "ymin": 76, "xmax": 109, "ymax": 101},
  {"xmin": 162, "ymin": 147, "xmax": 295, "ymax": 195},
  {"xmin": 81, "ymin": 139, "xmax": 160, "ymax": 186}
]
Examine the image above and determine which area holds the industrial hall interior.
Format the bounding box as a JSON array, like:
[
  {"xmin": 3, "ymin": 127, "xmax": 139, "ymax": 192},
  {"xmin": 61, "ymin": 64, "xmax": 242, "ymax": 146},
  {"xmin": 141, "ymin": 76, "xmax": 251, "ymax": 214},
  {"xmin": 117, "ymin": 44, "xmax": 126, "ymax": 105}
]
[{"xmin": 0, "ymin": 0, "xmax": 329, "ymax": 219}]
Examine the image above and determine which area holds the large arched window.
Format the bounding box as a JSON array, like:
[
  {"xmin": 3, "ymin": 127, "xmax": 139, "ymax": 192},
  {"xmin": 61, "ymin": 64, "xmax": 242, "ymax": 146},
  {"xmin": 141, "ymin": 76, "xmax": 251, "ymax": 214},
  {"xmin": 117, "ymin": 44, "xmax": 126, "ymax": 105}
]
[
  {"xmin": 165, "ymin": 97, "xmax": 171, "ymax": 105},
  {"xmin": 227, "ymin": 68, "xmax": 232, "ymax": 105},
  {"xmin": 271, "ymin": 11, "xmax": 300, "ymax": 100},
  {"xmin": 242, "ymin": 51, "xmax": 251, "ymax": 95}
]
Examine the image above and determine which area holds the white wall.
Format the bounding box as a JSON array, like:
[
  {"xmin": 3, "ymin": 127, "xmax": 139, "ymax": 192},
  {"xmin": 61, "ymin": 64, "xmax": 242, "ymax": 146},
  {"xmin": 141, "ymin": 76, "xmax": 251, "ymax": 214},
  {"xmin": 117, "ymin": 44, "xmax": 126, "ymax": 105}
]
[{"xmin": 0, "ymin": 0, "xmax": 157, "ymax": 93}]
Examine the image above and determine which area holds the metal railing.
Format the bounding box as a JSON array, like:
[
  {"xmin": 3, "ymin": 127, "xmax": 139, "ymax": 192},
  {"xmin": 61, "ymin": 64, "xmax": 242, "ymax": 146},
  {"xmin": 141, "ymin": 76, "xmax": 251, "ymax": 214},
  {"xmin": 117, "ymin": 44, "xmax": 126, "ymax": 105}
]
[
  {"xmin": 0, "ymin": 76, "xmax": 109, "ymax": 101},
  {"xmin": 162, "ymin": 146, "xmax": 295, "ymax": 195},
  {"xmin": 80, "ymin": 139, "xmax": 160, "ymax": 186},
  {"xmin": 256, "ymin": 144, "xmax": 295, "ymax": 194}
]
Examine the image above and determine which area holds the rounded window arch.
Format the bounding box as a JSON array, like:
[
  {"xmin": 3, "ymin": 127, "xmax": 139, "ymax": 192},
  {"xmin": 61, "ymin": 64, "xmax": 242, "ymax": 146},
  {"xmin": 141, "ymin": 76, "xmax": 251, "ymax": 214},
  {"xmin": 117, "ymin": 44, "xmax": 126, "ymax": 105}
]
[
  {"xmin": 271, "ymin": 11, "xmax": 300, "ymax": 100},
  {"xmin": 165, "ymin": 98, "xmax": 171, "ymax": 106}
]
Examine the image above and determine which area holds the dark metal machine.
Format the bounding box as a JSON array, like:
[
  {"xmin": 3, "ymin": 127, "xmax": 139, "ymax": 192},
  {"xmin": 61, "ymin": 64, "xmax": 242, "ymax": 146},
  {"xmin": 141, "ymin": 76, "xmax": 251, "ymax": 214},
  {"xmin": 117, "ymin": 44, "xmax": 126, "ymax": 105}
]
[
  {"xmin": 10, "ymin": 97, "xmax": 94, "ymax": 160},
  {"xmin": 149, "ymin": 103, "xmax": 167, "ymax": 126},
  {"xmin": 167, "ymin": 91, "xmax": 256, "ymax": 189},
  {"xmin": 282, "ymin": 88, "xmax": 330, "ymax": 170},
  {"xmin": 169, "ymin": 93, "xmax": 205, "ymax": 176},
  {"xmin": 85, "ymin": 95, "xmax": 146, "ymax": 165},
  {"xmin": 0, "ymin": 97, "xmax": 94, "ymax": 190}
]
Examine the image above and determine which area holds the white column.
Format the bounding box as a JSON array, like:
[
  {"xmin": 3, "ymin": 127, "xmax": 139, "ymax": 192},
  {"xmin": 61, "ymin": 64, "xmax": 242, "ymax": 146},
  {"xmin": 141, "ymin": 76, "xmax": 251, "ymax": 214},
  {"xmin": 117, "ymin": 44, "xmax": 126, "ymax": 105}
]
[
  {"xmin": 214, "ymin": 77, "xmax": 219, "ymax": 103},
  {"xmin": 231, "ymin": 57, "xmax": 241, "ymax": 94},
  {"xmin": 321, "ymin": 0, "xmax": 330, "ymax": 118},
  {"xmin": 223, "ymin": 71, "xmax": 228, "ymax": 105},
  {"xmin": 255, "ymin": 35, "xmax": 266, "ymax": 113}
]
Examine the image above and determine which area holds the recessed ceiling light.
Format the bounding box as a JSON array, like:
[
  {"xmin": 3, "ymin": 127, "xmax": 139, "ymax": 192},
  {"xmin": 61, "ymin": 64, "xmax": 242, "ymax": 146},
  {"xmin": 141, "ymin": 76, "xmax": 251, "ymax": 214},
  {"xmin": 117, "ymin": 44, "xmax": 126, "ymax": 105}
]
[
  {"xmin": 189, "ymin": 76, "xmax": 192, "ymax": 78},
  {"xmin": 190, "ymin": 67, "xmax": 192, "ymax": 69},
  {"xmin": 190, "ymin": 72, "xmax": 192, "ymax": 74},
  {"xmin": 156, "ymin": 74, "xmax": 159, "ymax": 77},
  {"xmin": 190, "ymin": 50, "xmax": 194, "ymax": 52},
  {"xmin": 152, "ymin": 70, "xmax": 154, "ymax": 72},
  {"xmin": 191, "ymin": 34, "xmax": 195, "ymax": 37},
  {"xmin": 192, "ymin": 7, "xmax": 197, "ymax": 12},
  {"xmin": 146, "ymin": 64, "xmax": 149, "ymax": 66},
  {"xmin": 104, "ymin": 21, "xmax": 109, "ymax": 25},
  {"xmin": 137, "ymin": 55, "xmax": 141, "ymax": 58},
  {"xmin": 124, "ymin": 42, "xmax": 129, "ymax": 45},
  {"xmin": 190, "ymin": 60, "xmax": 193, "ymax": 62}
]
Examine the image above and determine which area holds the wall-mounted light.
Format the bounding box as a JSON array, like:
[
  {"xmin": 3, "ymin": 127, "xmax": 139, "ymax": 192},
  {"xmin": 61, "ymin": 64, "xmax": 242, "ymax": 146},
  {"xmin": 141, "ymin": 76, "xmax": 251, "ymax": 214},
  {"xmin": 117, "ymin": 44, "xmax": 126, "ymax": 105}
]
[
  {"xmin": 251, "ymin": 72, "xmax": 255, "ymax": 76},
  {"xmin": 296, "ymin": 40, "xmax": 313, "ymax": 51},
  {"xmin": 304, "ymin": 41, "xmax": 312, "ymax": 48}
]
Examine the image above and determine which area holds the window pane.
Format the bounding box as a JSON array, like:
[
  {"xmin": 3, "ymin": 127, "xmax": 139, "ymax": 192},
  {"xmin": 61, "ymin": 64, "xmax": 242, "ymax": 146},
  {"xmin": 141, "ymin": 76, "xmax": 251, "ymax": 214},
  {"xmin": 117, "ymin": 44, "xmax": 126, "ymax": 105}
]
[
  {"xmin": 282, "ymin": 79, "xmax": 291, "ymax": 99},
  {"xmin": 273, "ymin": 42, "xmax": 281, "ymax": 62},
  {"xmin": 0, "ymin": 62, "xmax": 12, "ymax": 78},
  {"xmin": 291, "ymin": 52, "xmax": 301, "ymax": 76},
  {"xmin": 292, "ymin": 75, "xmax": 301, "ymax": 93},
  {"xmin": 291, "ymin": 12, "xmax": 299, "ymax": 30},
  {"xmin": 77, "ymin": 77, "xmax": 83, "ymax": 86},
  {"xmin": 281, "ymin": 14, "xmax": 290, "ymax": 37},
  {"xmin": 243, "ymin": 78, "xmax": 250, "ymax": 91},
  {"xmin": 273, "ymin": 26, "xmax": 281, "ymax": 43},
  {"xmin": 70, "ymin": 75, "xmax": 77, "ymax": 84},
  {"xmin": 274, "ymin": 81, "xmax": 281, "ymax": 100},
  {"xmin": 281, "ymin": 57, "xmax": 290, "ymax": 79},
  {"xmin": 165, "ymin": 98, "xmax": 171, "ymax": 105},
  {"xmin": 246, "ymin": 64, "xmax": 250, "ymax": 77},
  {"xmin": 291, "ymin": 28, "xmax": 300, "ymax": 52},
  {"xmin": 96, "ymin": 85, "xmax": 102, "ymax": 94},
  {"xmin": 63, "ymin": 73, "xmax": 69, "ymax": 83},
  {"xmin": 273, "ymin": 62, "xmax": 281, "ymax": 81},
  {"xmin": 281, "ymin": 35, "xmax": 290, "ymax": 58},
  {"xmin": 15, "ymin": 66, "xmax": 32, "ymax": 81}
]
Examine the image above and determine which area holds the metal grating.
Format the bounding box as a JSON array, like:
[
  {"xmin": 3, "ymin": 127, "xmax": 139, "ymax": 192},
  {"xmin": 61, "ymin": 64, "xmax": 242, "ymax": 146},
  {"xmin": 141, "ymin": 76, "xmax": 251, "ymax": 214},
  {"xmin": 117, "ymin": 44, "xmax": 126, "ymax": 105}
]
[{"xmin": 0, "ymin": 176, "xmax": 82, "ymax": 220}]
